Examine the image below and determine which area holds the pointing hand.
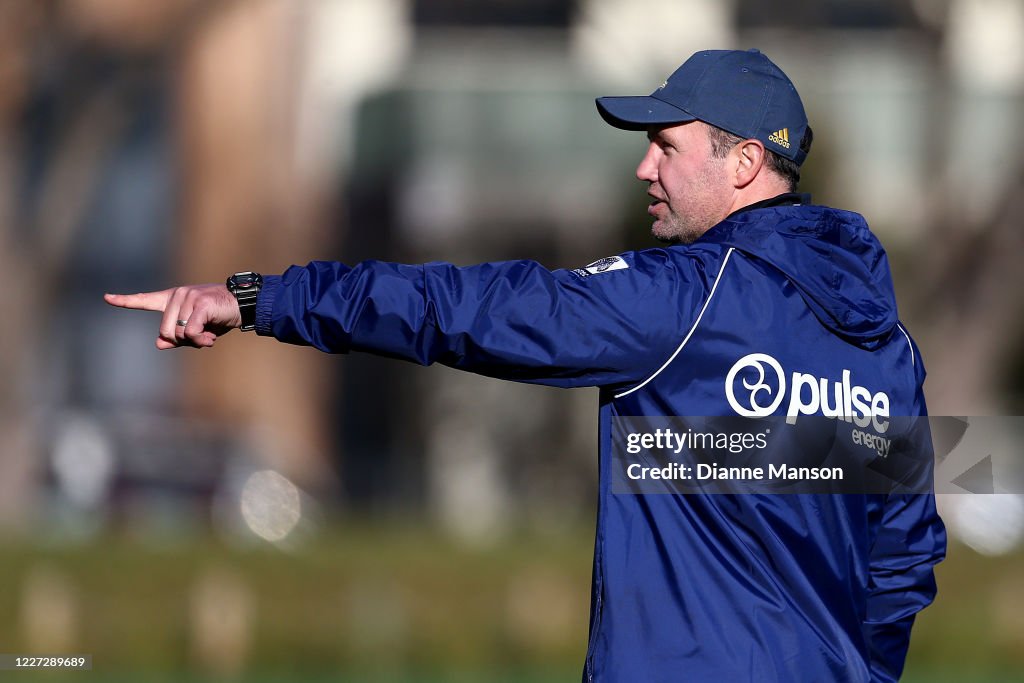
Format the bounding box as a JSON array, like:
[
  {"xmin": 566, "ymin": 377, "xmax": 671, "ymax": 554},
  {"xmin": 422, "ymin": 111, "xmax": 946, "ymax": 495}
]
[{"xmin": 104, "ymin": 284, "xmax": 242, "ymax": 350}]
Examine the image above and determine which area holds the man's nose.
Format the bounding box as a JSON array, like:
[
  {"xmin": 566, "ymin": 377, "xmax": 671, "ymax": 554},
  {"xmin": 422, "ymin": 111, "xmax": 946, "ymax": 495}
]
[{"xmin": 636, "ymin": 143, "xmax": 659, "ymax": 182}]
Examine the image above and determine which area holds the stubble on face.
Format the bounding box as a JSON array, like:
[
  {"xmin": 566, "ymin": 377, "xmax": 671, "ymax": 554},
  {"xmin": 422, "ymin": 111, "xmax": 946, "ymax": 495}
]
[
  {"xmin": 651, "ymin": 157, "xmax": 729, "ymax": 245},
  {"xmin": 646, "ymin": 123, "xmax": 732, "ymax": 245}
]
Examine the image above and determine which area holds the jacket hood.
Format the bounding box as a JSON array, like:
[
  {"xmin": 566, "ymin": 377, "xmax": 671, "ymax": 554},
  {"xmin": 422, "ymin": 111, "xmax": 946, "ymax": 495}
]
[{"xmin": 701, "ymin": 204, "xmax": 898, "ymax": 349}]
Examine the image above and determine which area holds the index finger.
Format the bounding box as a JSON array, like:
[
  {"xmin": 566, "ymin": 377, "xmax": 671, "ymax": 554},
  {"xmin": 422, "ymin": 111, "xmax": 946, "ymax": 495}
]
[{"xmin": 104, "ymin": 289, "xmax": 174, "ymax": 312}]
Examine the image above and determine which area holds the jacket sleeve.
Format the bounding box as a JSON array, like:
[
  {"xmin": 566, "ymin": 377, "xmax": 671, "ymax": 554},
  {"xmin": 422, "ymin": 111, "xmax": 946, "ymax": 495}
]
[
  {"xmin": 862, "ymin": 491, "xmax": 945, "ymax": 682},
  {"xmin": 862, "ymin": 364, "xmax": 946, "ymax": 683},
  {"xmin": 253, "ymin": 254, "xmax": 708, "ymax": 388}
]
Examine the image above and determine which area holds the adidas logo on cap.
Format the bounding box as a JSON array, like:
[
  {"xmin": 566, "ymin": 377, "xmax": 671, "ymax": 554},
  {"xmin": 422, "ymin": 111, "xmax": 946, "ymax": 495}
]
[{"xmin": 768, "ymin": 128, "xmax": 791, "ymax": 149}]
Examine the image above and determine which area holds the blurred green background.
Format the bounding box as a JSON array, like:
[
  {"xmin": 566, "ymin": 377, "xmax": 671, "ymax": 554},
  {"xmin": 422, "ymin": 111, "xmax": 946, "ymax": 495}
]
[{"xmin": 1, "ymin": 529, "xmax": 1023, "ymax": 681}]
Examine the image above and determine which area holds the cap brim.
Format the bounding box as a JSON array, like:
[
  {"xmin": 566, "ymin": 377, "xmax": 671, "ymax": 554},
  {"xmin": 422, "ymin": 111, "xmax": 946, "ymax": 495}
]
[{"xmin": 595, "ymin": 96, "xmax": 697, "ymax": 131}]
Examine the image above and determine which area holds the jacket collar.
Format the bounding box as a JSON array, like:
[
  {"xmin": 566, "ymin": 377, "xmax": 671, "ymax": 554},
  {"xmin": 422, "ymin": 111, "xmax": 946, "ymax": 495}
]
[{"xmin": 726, "ymin": 192, "xmax": 811, "ymax": 219}]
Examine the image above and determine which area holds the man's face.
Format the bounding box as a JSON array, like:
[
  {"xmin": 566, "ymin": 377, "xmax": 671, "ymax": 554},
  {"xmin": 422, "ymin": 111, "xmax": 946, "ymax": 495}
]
[{"xmin": 636, "ymin": 121, "xmax": 732, "ymax": 244}]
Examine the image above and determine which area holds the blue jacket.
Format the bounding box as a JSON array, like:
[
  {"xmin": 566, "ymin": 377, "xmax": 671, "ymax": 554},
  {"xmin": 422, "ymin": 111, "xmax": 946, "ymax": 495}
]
[{"xmin": 255, "ymin": 201, "xmax": 946, "ymax": 682}]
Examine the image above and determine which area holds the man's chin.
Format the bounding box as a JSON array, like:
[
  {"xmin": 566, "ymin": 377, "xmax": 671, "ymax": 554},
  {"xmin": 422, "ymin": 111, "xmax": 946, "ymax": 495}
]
[
  {"xmin": 650, "ymin": 217, "xmax": 707, "ymax": 245},
  {"xmin": 651, "ymin": 224, "xmax": 695, "ymax": 246},
  {"xmin": 651, "ymin": 220, "xmax": 673, "ymax": 243}
]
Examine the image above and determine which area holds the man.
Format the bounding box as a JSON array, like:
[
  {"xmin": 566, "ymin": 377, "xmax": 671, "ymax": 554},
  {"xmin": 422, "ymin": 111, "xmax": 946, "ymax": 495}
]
[{"xmin": 106, "ymin": 49, "xmax": 945, "ymax": 682}]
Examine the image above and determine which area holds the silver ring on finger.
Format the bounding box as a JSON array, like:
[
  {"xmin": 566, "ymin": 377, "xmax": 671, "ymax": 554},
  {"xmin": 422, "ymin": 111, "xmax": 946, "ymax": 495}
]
[{"xmin": 176, "ymin": 319, "xmax": 189, "ymax": 327}]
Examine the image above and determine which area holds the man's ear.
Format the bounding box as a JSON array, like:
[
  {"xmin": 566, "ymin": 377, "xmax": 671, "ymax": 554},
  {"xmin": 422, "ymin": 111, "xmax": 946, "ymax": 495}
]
[{"xmin": 732, "ymin": 139, "xmax": 766, "ymax": 188}]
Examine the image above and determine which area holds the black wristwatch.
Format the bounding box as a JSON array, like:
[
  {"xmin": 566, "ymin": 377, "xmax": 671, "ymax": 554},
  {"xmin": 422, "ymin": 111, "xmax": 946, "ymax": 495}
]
[{"xmin": 226, "ymin": 271, "xmax": 263, "ymax": 331}]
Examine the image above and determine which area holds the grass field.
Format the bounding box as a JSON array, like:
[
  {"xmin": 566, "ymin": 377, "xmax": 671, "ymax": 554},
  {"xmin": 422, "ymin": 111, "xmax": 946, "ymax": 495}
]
[{"xmin": 0, "ymin": 523, "xmax": 1022, "ymax": 681}]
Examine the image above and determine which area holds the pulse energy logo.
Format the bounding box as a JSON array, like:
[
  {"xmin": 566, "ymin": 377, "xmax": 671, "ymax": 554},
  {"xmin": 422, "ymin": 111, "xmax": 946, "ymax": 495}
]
[{"xmin": 725, "ymin": 353, "xmax": 890, "ymax": 434}]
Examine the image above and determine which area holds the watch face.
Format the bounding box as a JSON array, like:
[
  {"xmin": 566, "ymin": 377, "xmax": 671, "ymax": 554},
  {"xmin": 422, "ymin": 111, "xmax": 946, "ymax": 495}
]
[{"xmin": 228, "ymin": 272, "xmax": 263, "ymax": 291}]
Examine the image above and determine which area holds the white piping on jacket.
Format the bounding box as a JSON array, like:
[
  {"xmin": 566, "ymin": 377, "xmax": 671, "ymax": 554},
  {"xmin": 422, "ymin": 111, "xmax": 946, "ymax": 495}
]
[
  {"xmin": 896, "ymin": 323, "xmax": 915, "ymax": 367},
  {"xmin": 615, "ymin": 248, "xmax": 735, "ymax": 399}
]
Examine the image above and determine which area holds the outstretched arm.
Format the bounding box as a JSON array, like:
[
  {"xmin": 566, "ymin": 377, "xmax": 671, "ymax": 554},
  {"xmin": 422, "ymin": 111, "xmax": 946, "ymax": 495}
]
[
  {"xmin": 105, "ymin": 252, "xmax": 713, "ymax": 389},
  {"xmin": 104, "ymin": 285, "xmax": 241, "ymax": 350}
]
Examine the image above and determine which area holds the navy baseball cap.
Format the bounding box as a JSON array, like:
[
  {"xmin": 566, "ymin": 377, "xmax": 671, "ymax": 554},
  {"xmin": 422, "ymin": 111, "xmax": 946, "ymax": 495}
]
[{"xmin": 596, "ymin": 49, "xmax": 810, "ymax": 165}]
